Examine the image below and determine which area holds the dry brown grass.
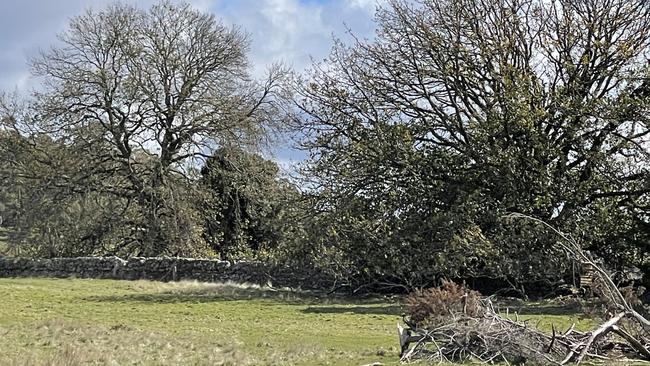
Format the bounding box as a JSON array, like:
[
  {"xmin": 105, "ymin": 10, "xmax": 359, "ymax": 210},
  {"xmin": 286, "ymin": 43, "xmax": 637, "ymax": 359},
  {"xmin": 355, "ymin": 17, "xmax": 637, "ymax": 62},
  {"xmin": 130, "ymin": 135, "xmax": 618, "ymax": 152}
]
[
  {"xmin": 0, "ymin": 318, "xmax": 249, "ymax": 366},
  {"xmin": 405, "ymin": 280, "xmax": 483, "ymax": 327}
]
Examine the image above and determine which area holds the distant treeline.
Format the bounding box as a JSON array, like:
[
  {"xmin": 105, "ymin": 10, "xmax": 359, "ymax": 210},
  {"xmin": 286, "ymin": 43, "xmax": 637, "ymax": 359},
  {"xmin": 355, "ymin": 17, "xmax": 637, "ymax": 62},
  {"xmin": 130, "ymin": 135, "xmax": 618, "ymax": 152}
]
[{"xmin": 1, "ymin": 0, "xmax": 648, "ymax": 293}]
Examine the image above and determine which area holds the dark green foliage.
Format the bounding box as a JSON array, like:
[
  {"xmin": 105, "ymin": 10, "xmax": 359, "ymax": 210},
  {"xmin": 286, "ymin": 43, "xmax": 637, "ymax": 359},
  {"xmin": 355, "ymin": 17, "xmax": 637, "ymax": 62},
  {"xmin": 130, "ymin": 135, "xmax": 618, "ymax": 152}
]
[
  {"xmin": 0, "ymin": 129, "xmax": 211, "ymax": 257},
  {"xmin": 199, "ymin": 147, "xmax": 298, "ymax": 260},
  {"xmin": 297, "ymin": 0, "xmax": 650, "ymax": 288},
  {"xmin": 0, "ymin": 0, "xmax": 648, "ymax": 296}
]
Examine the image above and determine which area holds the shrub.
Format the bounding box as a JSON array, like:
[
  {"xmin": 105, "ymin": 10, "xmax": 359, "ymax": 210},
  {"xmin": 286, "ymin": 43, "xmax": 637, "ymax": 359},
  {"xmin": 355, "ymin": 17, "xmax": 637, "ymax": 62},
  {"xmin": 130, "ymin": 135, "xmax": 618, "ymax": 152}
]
[{"xmin": 405, "ymin": 280, "xmax": 483, "ymax": 327}]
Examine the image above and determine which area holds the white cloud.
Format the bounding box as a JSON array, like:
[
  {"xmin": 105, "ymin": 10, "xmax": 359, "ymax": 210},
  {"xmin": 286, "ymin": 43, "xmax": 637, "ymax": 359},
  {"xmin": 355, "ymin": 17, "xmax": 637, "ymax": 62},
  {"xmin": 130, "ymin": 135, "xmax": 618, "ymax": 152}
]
[
  {"xmin": 0, "ymin": 0, "xmax": 377, "ymax": 92},
  {"xmin": 0, "ymin": 0, "xmax": 379, "ymax": 166},
  {"xmin": 0, "ymin": 0, "xmax": 157, "ymax": 92},
  {"xmin": 188, "ymin": 0, "xmax": 215, "ymax": 12},
  {"xmin": 346, "ymin": 0, "xmax": 384, "ymax": 11},
  {"xmin": 209, "ymin": 0, "xmax": 378, "ymax": 76},
  {"xmin": 212, "ymin": 0, "xmax": 327, "ymax": 76}
]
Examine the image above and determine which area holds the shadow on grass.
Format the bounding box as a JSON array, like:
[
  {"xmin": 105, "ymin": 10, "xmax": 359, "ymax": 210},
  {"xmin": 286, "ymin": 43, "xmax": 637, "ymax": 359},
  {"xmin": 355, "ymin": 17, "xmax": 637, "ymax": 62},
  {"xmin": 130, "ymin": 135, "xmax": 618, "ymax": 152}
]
[
  {"xmin": 83, "ymin": 282, "xmax": 400, "ymax": 310},
  {"xmin": 513, "ymin": 304, "xmax": 583, "ymax": 316},
  {"xmin": 302, "ymin": 305, "xmax": 403, "ymax": 316},
  {"xmin": 492, "ymin": 299, "xmax": 589, "ymax": 317},
  {"xmin": 85, "ymin": 288, "xmax": 313, "ymax": 305}
]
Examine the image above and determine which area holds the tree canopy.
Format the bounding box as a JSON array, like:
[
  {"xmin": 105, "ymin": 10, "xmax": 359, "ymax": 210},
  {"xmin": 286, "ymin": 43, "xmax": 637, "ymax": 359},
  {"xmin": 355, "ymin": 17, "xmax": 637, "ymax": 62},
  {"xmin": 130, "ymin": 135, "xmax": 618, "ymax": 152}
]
[
  {"xmin": 0, "ymin": 0, "xmax": 648, "ymax": 293},
  {"xmin": 297, "ymin": 0, "xmax": 650, "ymax": 287},
  {"xmin": 199, "ymin": 146, "xmax": 298, "ymax": 260},
  {"xmin": 1, "ymin": 1, "xmax": 289, "ymax": 257}
]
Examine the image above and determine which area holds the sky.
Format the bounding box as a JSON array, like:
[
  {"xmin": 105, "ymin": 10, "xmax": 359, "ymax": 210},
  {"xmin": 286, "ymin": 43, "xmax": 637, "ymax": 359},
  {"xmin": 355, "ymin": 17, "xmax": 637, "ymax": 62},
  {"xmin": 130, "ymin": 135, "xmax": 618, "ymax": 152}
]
[
  {"xmin": 0, "ymin": 0, "xmax": 381, "ymax": 90},
  {"xmin": 0, "ymin": 0, "xmax": 382, "ymax": 167}
]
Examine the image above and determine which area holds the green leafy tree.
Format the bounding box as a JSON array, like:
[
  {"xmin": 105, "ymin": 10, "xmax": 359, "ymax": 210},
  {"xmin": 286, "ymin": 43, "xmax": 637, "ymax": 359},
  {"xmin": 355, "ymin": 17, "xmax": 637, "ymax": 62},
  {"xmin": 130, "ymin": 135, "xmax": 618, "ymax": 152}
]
[
  {"xmin": 200, "ymin": 147, "xmax": 297, "ymax": 260},
  {"xmin": 298, "ymin": 0, "xmax": 650, "ymax": 287}
]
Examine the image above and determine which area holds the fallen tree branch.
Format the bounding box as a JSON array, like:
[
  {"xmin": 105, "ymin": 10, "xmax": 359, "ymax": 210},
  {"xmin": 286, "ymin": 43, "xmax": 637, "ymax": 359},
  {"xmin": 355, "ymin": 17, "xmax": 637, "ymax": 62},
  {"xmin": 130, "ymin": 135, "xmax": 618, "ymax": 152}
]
[
  {"xmin": 611, "ymin": 326, "xmax": 650, "ymax": 360},
  {"xmin": 398, "ymin": 215, "xmax": 650, "ymax": 364},
  {"xmin": 575, "ymin": 312, "xmax": 627, "ymax": 364}
]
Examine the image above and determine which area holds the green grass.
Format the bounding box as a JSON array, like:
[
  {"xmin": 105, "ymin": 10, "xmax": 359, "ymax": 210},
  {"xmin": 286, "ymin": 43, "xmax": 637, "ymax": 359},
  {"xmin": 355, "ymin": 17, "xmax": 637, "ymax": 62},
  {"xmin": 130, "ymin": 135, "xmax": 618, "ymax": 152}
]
[
  {"xmin": 0, "ymin": 278, "xmax": 402, "ymax": 365},
  {"xmin": 495, "ymin": 299, "xmax": 600, "ymax": 333},
  {"xmin": 0, "ymin": 278, "xmax": 605, "ymax": 365}
]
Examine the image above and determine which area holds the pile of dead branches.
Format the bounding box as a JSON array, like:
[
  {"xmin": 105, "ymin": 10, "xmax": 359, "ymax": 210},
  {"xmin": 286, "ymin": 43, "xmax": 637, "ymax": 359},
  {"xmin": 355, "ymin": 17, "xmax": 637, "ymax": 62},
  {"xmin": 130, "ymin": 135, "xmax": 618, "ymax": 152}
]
[
  {"xmin": 401, "ymin": 297, "xmax": 650, "ymax": 364},
  {"xmin": 398, "ymin": 214, "xmax": 650, "ymax": 364}
]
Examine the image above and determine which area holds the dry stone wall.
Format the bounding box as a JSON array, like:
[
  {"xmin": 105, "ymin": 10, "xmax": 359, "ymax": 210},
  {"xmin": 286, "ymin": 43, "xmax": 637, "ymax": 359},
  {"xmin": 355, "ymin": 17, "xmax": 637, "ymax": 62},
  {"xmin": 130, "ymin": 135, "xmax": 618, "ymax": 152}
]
[
  {"xmin": 0, "ymin": 257, "xmax": 590, "ymax": 296},
  {"xmin": 0, "ymin": 256, "xmax": 332, "ymax": 289}
]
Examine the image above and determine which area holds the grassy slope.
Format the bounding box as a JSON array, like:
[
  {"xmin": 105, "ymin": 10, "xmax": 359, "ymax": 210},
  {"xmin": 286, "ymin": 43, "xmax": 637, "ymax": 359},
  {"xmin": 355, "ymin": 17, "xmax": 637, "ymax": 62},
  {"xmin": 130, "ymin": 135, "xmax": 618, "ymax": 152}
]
[{"xmin": 0, "ymin": 278, "xmax": 402, "ymax": 366}]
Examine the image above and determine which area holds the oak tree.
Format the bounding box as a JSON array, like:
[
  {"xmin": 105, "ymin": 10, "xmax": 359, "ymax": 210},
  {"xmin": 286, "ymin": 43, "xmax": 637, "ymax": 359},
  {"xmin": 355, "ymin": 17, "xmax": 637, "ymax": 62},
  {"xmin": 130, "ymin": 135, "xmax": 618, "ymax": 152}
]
[
  {"xmin": 298, "ymin": 0, "xmax": 650, "ymax": 286},
  {"xmin": 5, "ymin": 1, "xmax": 288, "ymax": 256}
]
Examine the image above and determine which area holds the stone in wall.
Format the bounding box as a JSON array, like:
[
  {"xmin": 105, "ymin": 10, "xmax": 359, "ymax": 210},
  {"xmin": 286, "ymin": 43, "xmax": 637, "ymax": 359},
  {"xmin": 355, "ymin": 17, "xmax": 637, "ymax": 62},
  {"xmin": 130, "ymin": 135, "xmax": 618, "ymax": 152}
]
[{"xmin": 0, "ymin": 256, "xmax": 332, "ymax": 290}]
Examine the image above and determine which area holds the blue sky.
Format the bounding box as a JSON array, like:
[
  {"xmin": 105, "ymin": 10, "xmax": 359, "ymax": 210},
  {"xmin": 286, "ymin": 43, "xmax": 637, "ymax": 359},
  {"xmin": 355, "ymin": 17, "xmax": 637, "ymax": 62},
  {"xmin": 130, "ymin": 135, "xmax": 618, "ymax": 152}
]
[
  {"xmin": 0, "ymin": 0, "xmax": 380, "ymax": 89},
  {"xmin": 0, "ymin": 0, "xmax": 381, "ymax": 167}
]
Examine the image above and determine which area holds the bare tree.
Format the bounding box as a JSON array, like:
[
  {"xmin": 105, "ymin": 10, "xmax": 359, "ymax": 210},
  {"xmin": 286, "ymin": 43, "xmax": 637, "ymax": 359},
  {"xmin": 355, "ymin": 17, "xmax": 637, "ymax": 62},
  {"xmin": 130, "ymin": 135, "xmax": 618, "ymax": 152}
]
[{"xmin": 24, "ymin": 1, "xmax": 289, "ymax": 255}]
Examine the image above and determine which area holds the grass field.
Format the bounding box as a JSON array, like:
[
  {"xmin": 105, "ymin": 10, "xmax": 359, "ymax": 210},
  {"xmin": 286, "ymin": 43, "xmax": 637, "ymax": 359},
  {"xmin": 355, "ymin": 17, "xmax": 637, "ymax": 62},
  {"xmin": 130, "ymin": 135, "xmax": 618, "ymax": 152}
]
[
  {"xmin": 0, "ymin": 278, "xmax": 403, "ymax": 365},
  {"xmin": 0, "ymin": 278, "xmax": 600, "ymax": 365}
]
